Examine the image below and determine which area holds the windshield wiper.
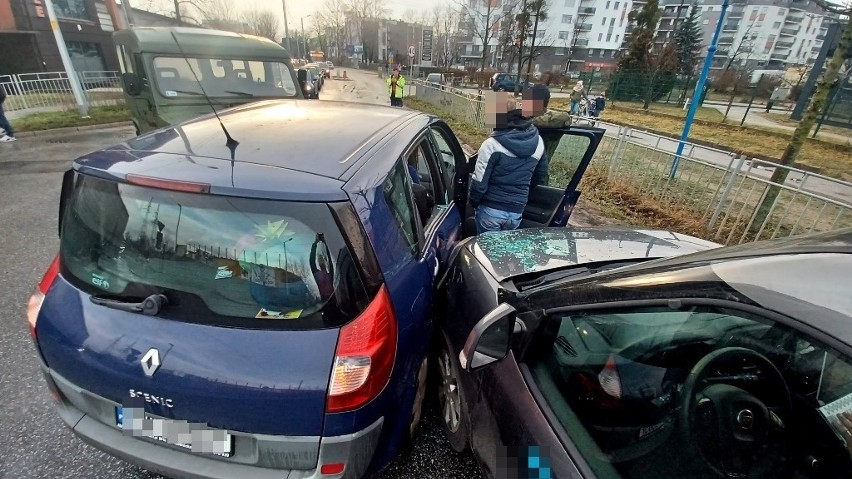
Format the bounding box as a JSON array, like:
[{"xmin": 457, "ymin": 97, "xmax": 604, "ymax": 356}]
[
  {"xmin": 91, "ymin": 293, "xmax": 168, "ymax": 316},
  {"xmin": 224, "ymin": 90, "xmax": 255, "ymax": 97},
  {"xmin": 515, "ymin": 267, "xmax": 590, "ymax": 292},
  {"xmin": 171, "ymin": 89, "xmax": 204, "ymax": 96}
]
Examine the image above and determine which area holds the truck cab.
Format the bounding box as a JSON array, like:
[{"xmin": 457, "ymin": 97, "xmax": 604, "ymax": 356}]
[{"xmin": 114, "ymin": 27, "xmax": 304, "ymax": 135}]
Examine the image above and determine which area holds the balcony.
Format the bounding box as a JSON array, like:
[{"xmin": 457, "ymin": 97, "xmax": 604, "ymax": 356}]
[
  {"xmin": 574, "ymin": 38, "xmax": 589, "ymax": 47},
  {"xmin": 775, "ymin": 41, "xmax": 794, "ymax": 49},
  {"xmin": 816, "ymin": 33, "xmax": 826, "ymax": 40},
  {"xmin": 780, "ymin": 27, "xmax": 798, "ymax": 36},
  {"xmin": 578, "ymin": 23, "xmax": 593, "ymax": 32},
  {"xmin": 578, "ymin": 7, "xmax": 596, "ymax": 15},
  {"xmin": 718, "ymin": 35, "xmax": 735, "ymax": 44},
  {"xmin": 723, "ymin": 22, "xmax": 739, "ymax": 32},
  {"xmin": 456, "ymin": 35, "xmax": 474, "ymax": 43},
  {"xmin": 770, "ymin": 52, "xmax": 789, "ymax": 61},
  {"xmin": 812, "ymin": 47, "xmax": 822, "ymax": 54}
]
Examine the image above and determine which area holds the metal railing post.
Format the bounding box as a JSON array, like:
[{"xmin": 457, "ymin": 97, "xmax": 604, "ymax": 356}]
[{"xmin": 708, "ymin": 155, "xmax": 747, "ymax": 230}]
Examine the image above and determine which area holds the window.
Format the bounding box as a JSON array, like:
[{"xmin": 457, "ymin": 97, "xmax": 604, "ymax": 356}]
[
  {"xmin": 599, "ymin": 50, "xmax": 604, "ymax": 57},
  {"xmin": 750, "ymin": 8, "xmax": 758, "ymax": 21},
  {"xmin": 614, "ymin": 2, "xmax": 619, "ymax": 9},
  {"xmin": 779, "ymin": 8, "xmax": 786, "ymax": 15},
  {"xmin": 66, "ymin": 41, "xmax": 106, "ymax": 72},
  {"xmin": 525, "ymin": 305, "xmax": 852, "ymax": 479},
  {"xmin": 602, "ymin": 17, "xmax": 607, "ymax": 26},
  {"xmin": 703, "ymin": 19, "xmax": 709, "ymax": 25},
  {"xmin": 555, "ymin": 47, "xmax": 565, "ymax": 55},
  {"xmin": 382, "ymin": 159, "xmax": 420, "ymax": 256},
  {"xmin": 152, "ymin": 57, "xmax": 298, "ymax": 99},
  {"xmin": 610, "ymin": 18, "xmax": 615, "ymax": 26},
  {"xmin": 558, "ymin": 31, "xmax": 570, "ymax": 40},
  {"xmin": 589, "ymin": 49, "xmax": 595, "ymax": 56},
  {"xmin": 611, "ymin": 50, "xmax": 616, "ymax": 57},
  {"xmin": 707, "ymin": 6, "xmax": 713, "ymax": 12},
  {"xmin": 619, "ymin": 18, "xmax": 624, "ymax": 27},
  {"xmin": 429, "ymin": 128, "xmax": 460, "ymax": 193},
  {"xmin": 598, "ymin": 33, "xmax": 603, "ymax": 41},
  {"xmin": 562, "ymin": 14, "xmax": 572, "ymax": 23},
  {"xmin": 60, "ymin": 175, "xmax": 369, "ymax": 328},
  {"xmin": 54, "ymin": 0, "xmax": 89, "ymax": 20},
  {"xmin": 773, "ymin": 21, "xmax": 781, "ymax": 28},
  {"xmin": 615, "ymin": 34, "xmax": 619, "ymax": 42},
  {"xmin": 606, "ymin": 33, "xmax": 612, "ymax": 42},
  {"xmin": 606, "ymin": 0, "xmax": 610, "ymax": 8},
  {"xmin": 409, "ymin": 138, "xmax": 450, "ymax": 214}
]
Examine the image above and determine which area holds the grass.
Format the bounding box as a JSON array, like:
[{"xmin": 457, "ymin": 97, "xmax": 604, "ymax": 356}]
[
  {"xmin": 14, "ymin": 105, "xmax": 131, "ymax": 133},
  {"xmin": 573, "ymin": 104, "xmax": 852, "ymax": 181},
  {"xmin": 552, "ymin": 98, "xmax": 726, "ymax": 122}
]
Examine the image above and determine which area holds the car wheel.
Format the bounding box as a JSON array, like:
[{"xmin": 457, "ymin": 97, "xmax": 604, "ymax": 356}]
[
  {"xmin": 437, "ymin": 331, "xmax": 468, "ymax": 452},
  {"xmin": 408, "ymin": 357, "xmax": 428, "ymax": 439}
]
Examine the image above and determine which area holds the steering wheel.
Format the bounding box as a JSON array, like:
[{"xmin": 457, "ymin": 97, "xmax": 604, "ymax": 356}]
[{"xmin": 679, "ymin": 347, "xmax": 791, "ymax": 478}]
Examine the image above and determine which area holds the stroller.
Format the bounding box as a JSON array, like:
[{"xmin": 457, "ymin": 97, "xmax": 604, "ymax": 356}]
[{"xmin": 578, "ymin": 95, "xmax": 606, "ymax": 126}]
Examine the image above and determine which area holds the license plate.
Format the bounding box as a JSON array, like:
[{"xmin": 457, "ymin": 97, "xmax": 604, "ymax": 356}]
[{"xmin": 116, "ymin": 406, "xmax": 233, "ymax": 457}]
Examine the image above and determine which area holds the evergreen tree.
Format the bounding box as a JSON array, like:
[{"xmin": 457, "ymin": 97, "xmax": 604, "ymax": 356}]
[
  {"xmin": 674, "ymin": 2, "xmax": 703, "ymax": 76},
  {"xmin": 610, "ymin": 0, "xmax": 662, "ymax": 101}
]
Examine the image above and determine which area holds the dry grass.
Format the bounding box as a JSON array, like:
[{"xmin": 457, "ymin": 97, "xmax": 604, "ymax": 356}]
[
  {"xmin": 551, "ymin": 98, "xmax": 725, "ymax": 122},
  {"xmin": 14, "ymin": 105, "xmax": 131, "ymax": 133},
  {"xmin": 578, "ymin": 105, "xmax": 852, "ymax": 181}
]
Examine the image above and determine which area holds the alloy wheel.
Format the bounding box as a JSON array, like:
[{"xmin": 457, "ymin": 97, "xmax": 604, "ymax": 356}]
[{"xmin": 438, "ymin": 349, "xmax": 461, "ymax": 433}]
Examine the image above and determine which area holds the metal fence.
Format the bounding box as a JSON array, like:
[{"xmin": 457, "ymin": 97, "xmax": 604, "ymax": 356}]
[
  {"xmin": 413, "ymin": 80, "xmax": 852, "ymax": 245},
  {"xmin": 1, "ymin": 71, "xmax": 124, "ymax": 112}
]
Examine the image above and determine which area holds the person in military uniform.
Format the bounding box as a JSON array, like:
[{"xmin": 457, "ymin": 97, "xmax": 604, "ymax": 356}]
[{"xmin": 521, "ymin": 84, "xmax": 572, "ymax": 175}]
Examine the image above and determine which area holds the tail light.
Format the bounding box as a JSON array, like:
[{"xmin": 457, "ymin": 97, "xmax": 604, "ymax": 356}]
[
  {"xmin": 598, "ymin": 355, "xmax": 623, "ymax": 399},
  {"xmin": 27, "ymin": 255, "xmax": 60, "ymax": 342},
  {"xmin": 326, "ymin": 286, "xmax": 397, "ymax": 413}
]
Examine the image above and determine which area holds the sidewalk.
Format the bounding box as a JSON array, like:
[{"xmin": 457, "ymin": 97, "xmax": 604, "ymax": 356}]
[{"xmin": 704, "ymin": 103, "xmax": 851, "ymax": 145}]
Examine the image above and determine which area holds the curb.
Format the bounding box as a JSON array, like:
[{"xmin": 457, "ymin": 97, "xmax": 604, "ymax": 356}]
[{"xmin": 15, "ymin": 121, "xmax": 134, "ymax": 138}]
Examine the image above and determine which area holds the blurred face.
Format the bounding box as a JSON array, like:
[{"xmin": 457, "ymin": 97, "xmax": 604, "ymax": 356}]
[{"xmin": 483, "ymin": 91, "xmax": 512, "ymax": 128}]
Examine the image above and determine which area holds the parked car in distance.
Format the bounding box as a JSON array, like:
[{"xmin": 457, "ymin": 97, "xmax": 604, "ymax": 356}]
[
  {"xmin": 297, "ymin": 68, "xmax": 320, "ymax": 99},
  {"xmin": 28, "ymin": 99, "xmax": 605, "ymax": 479},
  {"xmin": 490, "ymin": 72, "xmax": 531, "ymax": 92},
  {"xmin": 304, "ymin": 64, "xmax": 324, "ymax": 90},
  {"xmin": 326, "ymin": 62, "xmax": 334, "ymax": 75},
  {"xmin": 438, "ymin": 226, "xmax": 852, "ymax": 479},
  {"xmin": 426, "ymin": 73, "xmax": 447, "ymax": 90}
]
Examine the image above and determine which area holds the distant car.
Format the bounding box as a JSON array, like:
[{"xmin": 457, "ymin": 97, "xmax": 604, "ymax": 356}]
[
  {"xmin": 437, "ymin": 227, "xmax": 852, "ymax": 478},
  {"xmin": 304, "ymin": 64, "xmax": 324, "ymax": 90},
  {"xmin": 426, "ymin": 73, "xmax": 447, "ymax": 90},
  {"xmin": 298, "ymin": 68, "xmax": 320, "ymax": 99},
  {"xmin": 490, "ymin": 72, "xmax": 530, "ymax": 92},
  {"xmin": 326, "ymin": 62, "xmax": 334, "ymax": 74}
]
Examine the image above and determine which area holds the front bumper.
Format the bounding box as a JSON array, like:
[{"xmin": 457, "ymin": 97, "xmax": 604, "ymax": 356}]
[{"xmin": 43, "ymin": 367, "xmax": 383, "ymax": 479}]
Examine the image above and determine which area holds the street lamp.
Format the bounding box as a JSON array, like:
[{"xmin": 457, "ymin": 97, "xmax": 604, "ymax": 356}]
[{"xmin": 302, "ymin": 15, "xmax": 312, "ymax": 61}]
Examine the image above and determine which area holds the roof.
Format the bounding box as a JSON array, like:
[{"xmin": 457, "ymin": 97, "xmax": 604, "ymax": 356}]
[
  {"xmin": 74, "ymin": 100, "xmax": 428, "ymax": 200},
  {"xmin": 468, "ymin": 227, "xmax": 719, "ymax": 282},
  {"xmin": 112, "ymin": 27, "xmax": 291, "ymax": 58}
]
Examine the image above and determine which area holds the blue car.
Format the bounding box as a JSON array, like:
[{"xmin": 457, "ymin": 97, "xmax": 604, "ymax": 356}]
[{"xmin": 26, "ymin": 100, "xmax": 603, "ymax": 478}]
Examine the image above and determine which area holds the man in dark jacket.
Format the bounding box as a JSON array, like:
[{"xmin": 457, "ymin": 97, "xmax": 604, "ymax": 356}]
[
  {"xmin": 0, "ymin": 86, "xmax": 16, "ymax": 142},
  {"xmin": 470, "ymin": 92, "xmax": 546, "ymax": 233}
]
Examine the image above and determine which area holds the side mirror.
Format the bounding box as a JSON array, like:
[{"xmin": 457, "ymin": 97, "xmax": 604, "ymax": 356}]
[
  {"xmin": 122, "ymin": 72, "xmax": 141, "ymax": 96},
  {"xmin": 459, "ymin": 303, "xmax": 515, "ymax": 372}
]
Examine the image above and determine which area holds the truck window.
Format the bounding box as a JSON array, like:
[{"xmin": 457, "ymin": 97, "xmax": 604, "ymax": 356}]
[{"xmin": 152, "ymin": 56, "xmax": 298, "ymax": 99}]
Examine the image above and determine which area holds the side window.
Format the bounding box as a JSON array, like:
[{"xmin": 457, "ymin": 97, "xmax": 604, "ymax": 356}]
[
  {"xmin": 382, "ymin": 159, "xmax": 420, "ymax": 255},
  {"xmin": 408, "ymin": 138, "xmax": 449, "ymax": 208},
  {"xmin": 525, "ymin": 305, "xmax": 852, "ymax": 479},
  {"xmin": 429, "ymin": 127, "xmax": 460, "ymax": 198}
]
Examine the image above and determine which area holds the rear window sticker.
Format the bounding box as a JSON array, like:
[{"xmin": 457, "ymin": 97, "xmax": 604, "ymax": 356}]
[
  {"xmin": 255, "ymin": 308, "xmax": 303, "ymax": 320},
  {"xmin": 215, "ymin": 266, "xmax": 234, "ymax": 280},
  {"xmin": 165, "ymin": 90, "xmax": 178, "ymax": 97},
  {"xmin": 92, "ymin": 273, "xmax": 110, "ymax": 290}
]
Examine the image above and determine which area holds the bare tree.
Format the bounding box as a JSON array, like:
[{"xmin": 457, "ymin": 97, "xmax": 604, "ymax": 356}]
[
  {"xmin": 244, "ymin": 9, "xmax": 280, "ymax": 42},
  {"xmin": 456, "ymin": 0, "xmax": 509, "ymax": 71},
  {"xmin": 345, "ymin": 0, "xmax": 389, "ymax": 62},
  {"xmin": 317, "ymin": 0, "xmax": 348, "ymax": 62},
  {"xmin": 563, "ymin": 10, "xmax": 593, "ymax": 74}
]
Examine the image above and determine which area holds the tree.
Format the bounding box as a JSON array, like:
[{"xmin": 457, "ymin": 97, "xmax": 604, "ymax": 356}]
[
  {"xmin": 609, "ymin": 0, "xmax": 663, "ymax": 101},
  {"xmin": 243, "ymin": 10, "xmax": 280, "ymax": 42},
  {"xmin": 345, "ymin": 0, "xmax": 389, "ymax": 62},
  {"xmin": 751, "ymin": 1, "xmax": 851, "ymax": 234},
  {"xmin": 520, "ymin": 0, "xmax": 549, "ymax": 81},
  {"xmin": 457, "ymin": 0, "xmax": 508, "ymax": 71},
  {"xmin": 496, "ymin": 4, "xmax": 522, "ymax": 71},
  {"xmin": 673, "ymin": 2, "xmax": 702, "ymax": 76},
  {"xmin": 318, "ymin": 0, "xmax": 348, "ymax": 62},
  {"xmin": 563, "ymin": 10, "xmax": 593, "ymax": 74}
]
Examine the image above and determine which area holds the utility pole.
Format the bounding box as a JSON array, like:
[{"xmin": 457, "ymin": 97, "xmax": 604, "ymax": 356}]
[
  {"xmin": 525, "ymin": 4, "xmax": 541, "ymax": 83},
  {"xmin": 43, "ymin": 0, "xmax": 89, "ymax": 117},
  {"xmin": 173, "ymin": 0, "xmax": 181, "ymax": 23},
  {"xmin": 282, "ymin": 0, "xmax": 291, "ymax": 54},
  {"xmin": 516, "ymin": 0, "xmax": 528, "ymax": 93}
]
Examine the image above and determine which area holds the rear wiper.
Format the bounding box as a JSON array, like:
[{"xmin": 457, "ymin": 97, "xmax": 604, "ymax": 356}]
[
  {"xmin": 224, "ymin": 90, "xmax": 254, "ymax": 97},
  {"xmin": 91, "ymin": 293, "xmax": 168, "ymax": 316}
]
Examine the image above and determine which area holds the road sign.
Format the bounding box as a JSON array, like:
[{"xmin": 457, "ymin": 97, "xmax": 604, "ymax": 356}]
[{"xmin": 408, "ymin": 45, "xmax": 415, "ymax": 57}]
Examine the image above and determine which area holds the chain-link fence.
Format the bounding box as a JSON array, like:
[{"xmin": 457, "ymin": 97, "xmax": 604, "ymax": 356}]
[
  {"xmin": 412, "ymin": 80, "xmax": 852, "ymax": 244},
  {"xmin": 1, "ymin": 71, "xmax": 124, "ymax": 113}
]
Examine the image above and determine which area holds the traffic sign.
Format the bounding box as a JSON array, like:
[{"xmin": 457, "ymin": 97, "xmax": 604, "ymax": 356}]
[{"xmin": 408, "ymin": 45, "xmax": 415, "ymax": 57}]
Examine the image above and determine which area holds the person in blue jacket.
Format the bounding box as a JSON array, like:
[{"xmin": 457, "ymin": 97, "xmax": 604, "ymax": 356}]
[{"xmin": 470, "ymin": 91, "xmax": 547, "ymax": 234}]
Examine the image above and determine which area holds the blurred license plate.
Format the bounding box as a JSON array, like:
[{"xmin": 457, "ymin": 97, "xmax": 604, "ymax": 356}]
[{"xmin": 116, "ymin": 406, "xmax": 232, "ymax": 457}]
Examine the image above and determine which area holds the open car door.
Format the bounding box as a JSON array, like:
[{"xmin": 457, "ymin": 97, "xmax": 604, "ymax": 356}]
[{"xmin": 459, "ymin": 125, "xmax": 605, "ymax": 236}]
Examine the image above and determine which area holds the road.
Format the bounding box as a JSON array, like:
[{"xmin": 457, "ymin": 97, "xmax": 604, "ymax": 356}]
[{"xmin": 0, "ymin": 68, "xmax": 482, "ymax": 479}]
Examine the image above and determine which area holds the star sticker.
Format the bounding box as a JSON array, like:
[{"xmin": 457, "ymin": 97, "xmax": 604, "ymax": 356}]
[{"xmin": 254, "ymin": 219, "xmax": 296, "ymax": 242}]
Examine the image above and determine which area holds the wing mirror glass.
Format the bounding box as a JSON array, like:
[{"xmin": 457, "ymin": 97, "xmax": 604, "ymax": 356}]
[
  {"xmin": 459, "ymin": 303, "xmax": 515, "ymax": 372},
  {"xmin": 122, "ymin": 73, "xmax": 141, "ymax": 96}
]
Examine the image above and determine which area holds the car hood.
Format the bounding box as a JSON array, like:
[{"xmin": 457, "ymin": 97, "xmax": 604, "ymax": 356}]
[{"xmin": 466, "ymin": 227, "xmax": 720, "ymax": 282}]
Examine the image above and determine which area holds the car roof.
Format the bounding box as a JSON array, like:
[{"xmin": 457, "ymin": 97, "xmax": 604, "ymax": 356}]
[
  {"xmin": 112, "ymin": 27, "xmax": 291, "ymax": 59},
  {"xmin": 73, "ymin": 100, "xmax": 429, "ymax": 200}
]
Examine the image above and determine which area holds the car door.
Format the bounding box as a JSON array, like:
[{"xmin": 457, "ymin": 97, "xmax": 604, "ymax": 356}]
[{"xmin": 521, "ymin": 126, "xmax": 605, "ymax": 228}]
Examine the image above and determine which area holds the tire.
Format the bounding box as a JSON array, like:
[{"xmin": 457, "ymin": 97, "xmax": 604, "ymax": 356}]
[{"xmin": 436, "ymin": 331, "xmax": 468, "ymax": 452}]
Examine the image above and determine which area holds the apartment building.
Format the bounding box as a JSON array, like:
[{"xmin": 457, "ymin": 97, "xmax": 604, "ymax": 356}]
[{"xmin": 657, "ymin": 0, "xmax": 834, "ymax": 71}]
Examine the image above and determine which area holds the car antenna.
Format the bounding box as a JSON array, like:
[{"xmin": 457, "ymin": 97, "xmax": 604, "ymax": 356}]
[{"xmin": 169, "ymin": 31, "xmax": 239, "ymax": 157}]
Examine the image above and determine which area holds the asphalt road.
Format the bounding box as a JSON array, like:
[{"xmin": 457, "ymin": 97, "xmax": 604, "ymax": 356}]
[{"xmin": 0, "ymin": 70, "xmax": 482, "ymax": 479}]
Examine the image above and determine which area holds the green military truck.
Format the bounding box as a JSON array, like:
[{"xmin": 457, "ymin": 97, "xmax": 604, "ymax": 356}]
[{"xmin": 114, "ymin": 27, "xmax": 304, "ymax": 135}]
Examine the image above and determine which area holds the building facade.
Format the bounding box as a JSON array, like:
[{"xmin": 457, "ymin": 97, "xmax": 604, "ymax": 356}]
[{"xmin": 0, "ymin": 0, "xmax": 124, "ymax": 74}]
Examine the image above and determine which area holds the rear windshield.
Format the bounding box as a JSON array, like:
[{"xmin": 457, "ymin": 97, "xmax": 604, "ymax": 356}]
[
  {"xmin": 59, "ymin": 175, "xmax": 369, "ymax": 329},
  {"xmin": 152, "ymin": 56, "xmax": 299, "ymax": 99}
]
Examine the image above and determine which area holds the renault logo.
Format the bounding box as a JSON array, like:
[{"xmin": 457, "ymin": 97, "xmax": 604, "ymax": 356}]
[
  {"xmin": 737, "ymin": 409, "xmax": 755, "ymax": 430},
  {"xmin": 140, "ymin": 348, "xmax": 161, "ymax": 376}
]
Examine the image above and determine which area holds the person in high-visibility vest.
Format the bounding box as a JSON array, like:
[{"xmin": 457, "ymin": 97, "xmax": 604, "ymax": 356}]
[{"xmin": 387, "ymin": 67, "xmax": 406, "ymax": 107}]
